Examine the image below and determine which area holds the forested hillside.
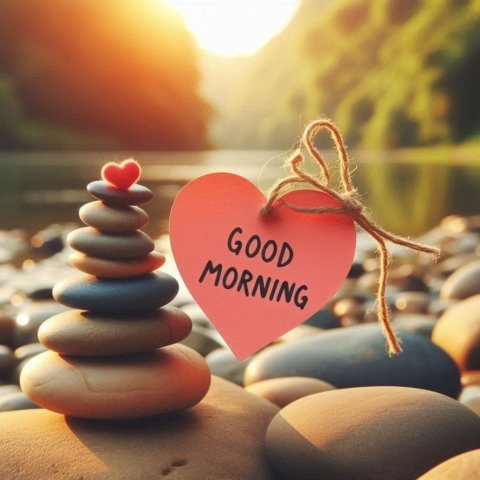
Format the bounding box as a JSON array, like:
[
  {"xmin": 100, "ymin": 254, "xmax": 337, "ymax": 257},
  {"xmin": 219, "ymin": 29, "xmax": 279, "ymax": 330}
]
[
  {"xmin": 211, "ymin": 0, "xmax": 480, "ymax": 149},
  {"xmin": 0, "ymin": 0, "xmax": 211, "ymax": 150}
]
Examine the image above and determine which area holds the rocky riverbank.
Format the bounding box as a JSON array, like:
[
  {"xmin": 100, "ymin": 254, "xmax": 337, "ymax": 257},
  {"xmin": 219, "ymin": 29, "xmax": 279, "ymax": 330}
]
[{"xmin": 0, "ymin": 213, "xmax": 479, "ymax": 478}]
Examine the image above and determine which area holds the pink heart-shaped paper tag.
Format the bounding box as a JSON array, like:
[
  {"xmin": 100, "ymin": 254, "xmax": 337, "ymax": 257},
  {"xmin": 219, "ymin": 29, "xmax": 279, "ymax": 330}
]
[
  {"xmin": 170, "ymin": 173, "xmax": 356, "ymax": 359},
  {"xmin": 101, "ymin": 159, "xmax": 141, "ymax": 190}
]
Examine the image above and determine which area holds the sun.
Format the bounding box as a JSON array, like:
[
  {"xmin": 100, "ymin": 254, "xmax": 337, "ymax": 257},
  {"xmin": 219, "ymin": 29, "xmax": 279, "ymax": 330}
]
[{"xmin": 167, "ymin": 0, "xmax": 299, "ymax": 57}]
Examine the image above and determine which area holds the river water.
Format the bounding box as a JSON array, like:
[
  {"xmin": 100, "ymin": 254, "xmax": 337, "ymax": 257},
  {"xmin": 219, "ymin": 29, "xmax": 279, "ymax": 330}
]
[{"xmin": 1, "ymin": 150, "xmax": 479, "ymax": 237}]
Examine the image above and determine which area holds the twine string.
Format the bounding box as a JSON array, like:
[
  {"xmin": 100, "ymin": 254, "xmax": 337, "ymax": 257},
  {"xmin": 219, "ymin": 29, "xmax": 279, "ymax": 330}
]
[{"xmin": 261, "ymin": 119, "xmax": 440, "ymax": 355}]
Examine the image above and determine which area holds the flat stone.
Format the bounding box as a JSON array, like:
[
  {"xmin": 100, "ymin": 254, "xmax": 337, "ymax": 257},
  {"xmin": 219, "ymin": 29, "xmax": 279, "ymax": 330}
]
[
  {"xmin": 440, "ymin": 259, "xmax": 480, "ymax": 300},
  {"xmin": 0, "ymin": 377, "xmax": 278, "ymax": 479},
  {"xmin": 418, "ymin": 449, "xmax": 480, "ymax": 479},
  {"xmin": 244, "ymin": 324, "xmax": 461, "ymax": 398},
  {"xmin": 265, "ymin": 387, "xmax": 480, "ymax": 480},
  {"xmin": 79, "ymin": 201, "xmax": 149, "ymax": 233},
  {"xmin": 87, "ymin": 180, "xmax": 153, "ymax": 206},
  {"xmin": 21, "ymin": 345, "xmax": 211, "ymax": 419},
  {"xmin": 246, "ymin": 377, "xmax": 335, "ymax": 408},
  {"xmin": 53, "ymin": 273, "xmax": 178, "ymax": 314},
  {"xmin": 0, "ymin": 392, "xmax": 39, "ymax": 412},
  {"xmin": 67, "ymin": 227, "xmax": 154, "ymax": 259},
  {"xmin": 38, "ymin": 307, "xmax": 192, "ymax": 356},
  {"xmin": 432, "ymin": 295, "xmax": 480, "ymax": 370},
  {"xmin": 69, "ymin": 251, "xmax": 165, "ymax": 278}
]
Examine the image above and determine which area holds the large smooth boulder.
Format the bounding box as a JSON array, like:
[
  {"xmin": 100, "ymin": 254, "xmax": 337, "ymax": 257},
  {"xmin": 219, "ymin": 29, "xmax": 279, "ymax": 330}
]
[
  {"xmin": 0, "ymin": 376, "xmax": 279, "ymax": 479},
  {"xmin": 265, "ymin": 387, "xmax": 480, "ymax": 480}
]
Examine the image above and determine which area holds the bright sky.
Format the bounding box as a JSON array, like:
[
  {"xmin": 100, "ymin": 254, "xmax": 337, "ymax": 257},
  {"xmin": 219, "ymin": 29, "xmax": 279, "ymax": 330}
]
[{"xmin": 167, "ymin": 0, "xmax": 300, "ymax": 57}]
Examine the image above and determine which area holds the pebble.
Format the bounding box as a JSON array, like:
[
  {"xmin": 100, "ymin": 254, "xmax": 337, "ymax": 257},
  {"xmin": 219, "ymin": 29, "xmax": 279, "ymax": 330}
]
[
  {"xmin": 462, "ymin": 370, "xmax": 480, "ymax": 387},
  {"xmin": 180, "ymin": 324, "xmax": 224, "ymax": 356},
  {"xmin": 21, "ymin": 345, "xmax": 211, "ymax": 419},
  {"xmin": 0, "ymin": 384, "xmax": 21, "ymax": 397},
  {"xmin": 30, "ymin": 225, "xmax": 65, "ymax": 255},
  {"xmin": 246, "ymin": 377, "xmax": 335, "ymax": 407},
  {"xmin": 392, "ymin": 314, "xmax": 437, "ymax": 337},
  {"xmin": 38, "ymin": 307, "xmax": 192, "ymax": 356},
  {"xmin": 394, "ymin": 291, "xmax": 430, "ymax": 313},
  {"xmin": 0, "ymin": 376, "xmax": 278, "ymax": 479},
  {"xmin": 79, "ymin": 201, "xmax": 149, "ymax": 233},
  {"xmin": 87, "ymin": 180, "xmax": 153, "ymax": 206},
  {"xmin": 304, "ymin": 307, "xmax": 340, "ymax": 329},
  {"xmin": 459, "ymin": 385, "xmax": 480, "ymax": 415},
  {"xmin": 0, "ymin": 392, "xmax": 39, "ymax": 412},
  {"xmin": 244, "ymin": 324, "xmax": 461, "ymax": 398},
  {"xmin": 265, "ymin": 387, "xmax": 480, "ymax": 480},
  {"xmin": 418, "ymin": 449, "xmax": 480, "ymax": 479},
  {"xmin": 432, "ymin": 294, "xmax": 480, "ymax": 370},
  {"xmin": 13, "ymin": 301, "xmax": 70, "ymax": 347},
  {"xmin": 69, "ymin": 251, "xmax": 165, "ymax": 278},
  {"xmin": 180, "ymin": 303, "xmax": 213, "ymax": 328},
  {"xmin": 332, "ymin": 297, "xmax": 365, "ymax": 320},
  {"xmin": 14, "ymin": 342, "xmax": 48, "ymax": 361},
  {"xmin": 206, "ymin": 348, "xmax": 252, "ymax": 386},
  {"xmin": 53, "ymin": 273, "xmax": 179, "ymax": 314},
  {"xmin": 440, "ymin": 259, "xmax": 480, "ymax": 300},
  {"xmin": 0, "ymin": 314, "xmax": 15, "ymax": 345},
  {"xmin": 275, "ymin": 325, "xmax": 323, "ymax": 344},
  {"xmin": 67, "ymin": 227, "xmax": 154, "ymax": 259},
  {"xmin": 0, "ymin": 345, "xmax": 16, "ymax": 376}
]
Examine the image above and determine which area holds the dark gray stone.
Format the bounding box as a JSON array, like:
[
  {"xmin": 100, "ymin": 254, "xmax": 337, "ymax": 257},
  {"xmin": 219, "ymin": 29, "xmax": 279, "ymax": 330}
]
[
  {"xmin": 87, "ymin": 181, "xmax": 153, "ymax": 206},
  {"xmin": 0, "ymin": 345, "xmax": 15, "ymax": 376},
  {"xmin": 67, "ymin": 227, "xmax": 154, "ymax": 259},
  {"xmin": 53, "ymin": 273, "xmax": 179, "ymax": 314},
  {"xmin": 0, "ymin": 392, "xmax": 39, "ymax": 412},
  {"xmin": 244, "ymin": 324, "xmax": 461, "ymax": 398},
  {"xmin": 303, "ymin": 307, "xmax": 340, "ymax": 329}
]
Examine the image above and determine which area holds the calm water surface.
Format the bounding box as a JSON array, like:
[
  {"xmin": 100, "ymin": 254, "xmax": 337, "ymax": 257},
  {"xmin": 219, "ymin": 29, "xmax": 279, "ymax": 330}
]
[{"xmin": 1, "ymin": 150, "xmax": 479, "ymax": 237}]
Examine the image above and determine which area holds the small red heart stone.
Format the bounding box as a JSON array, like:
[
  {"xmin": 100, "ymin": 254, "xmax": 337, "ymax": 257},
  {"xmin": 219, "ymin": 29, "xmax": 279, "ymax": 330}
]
[{"xmin": 101, "ymin": 159, "xmax": 141, "ymax": 190}]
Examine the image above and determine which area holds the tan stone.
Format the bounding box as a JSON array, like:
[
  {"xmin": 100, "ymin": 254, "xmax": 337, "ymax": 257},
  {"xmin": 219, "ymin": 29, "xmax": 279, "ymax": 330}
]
[
  {"xmin": 432, "ymin": 295, "xmax": 480, "ymax": 370},
  {"xmin": 38, "ymin": 307, "xmax": 192, "ymax": 356},
  {"xmin": 20, "ymin": 345, "xmax": 211, "ymax": 419},
  {"xmin": 265, "ymin": 387, "xmax": 480, "ymax": 480},
  {"xmin": 418, "ymin": 449, "xmax": 480, "ymax": 479},
  {"xmin": 69, "ymin": 251, "xmax": 165, "ymax": 278},
  {"xmin": 0, "ymin": 377, "xmax": 278, "ymax": 479},
  {"xmin": 79, "ymin": 201, "xmax": 149, "ymax": 233},
  {"xmin": 246, "ymin": 376, "xmax": 335, "ymax": 407}
]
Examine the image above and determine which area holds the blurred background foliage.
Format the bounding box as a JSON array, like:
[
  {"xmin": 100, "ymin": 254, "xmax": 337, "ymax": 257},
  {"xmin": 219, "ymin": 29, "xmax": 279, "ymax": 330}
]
[
  {"xmin": 0, "ymin": 0, "xmax": 479, "ymax": 151},
  {"xmin": 211, "ymin": 0, "xmax": 480, "ymax": 149},
  {"xmin": 0, "ymin": 0, "xmax": 211, "ymax": 150}
]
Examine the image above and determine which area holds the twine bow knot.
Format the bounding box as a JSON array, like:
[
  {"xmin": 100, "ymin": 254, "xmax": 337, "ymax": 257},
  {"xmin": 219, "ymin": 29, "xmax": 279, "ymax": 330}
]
[{"xmin": 261, "ymin": 119, "xmax": 441, "ymax": 355}]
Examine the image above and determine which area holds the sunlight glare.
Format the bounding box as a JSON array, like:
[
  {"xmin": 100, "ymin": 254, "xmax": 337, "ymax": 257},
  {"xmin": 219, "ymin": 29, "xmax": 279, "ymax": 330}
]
[{"xmin": 167, "ymin": 0, "xmax": 299, "ymax": 57}]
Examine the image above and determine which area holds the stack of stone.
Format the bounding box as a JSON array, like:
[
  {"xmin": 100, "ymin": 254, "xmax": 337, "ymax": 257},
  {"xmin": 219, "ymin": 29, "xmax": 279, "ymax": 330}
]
[{"xmin": 20, "ymin": 166, "xmax": 211, "ymax": 419}]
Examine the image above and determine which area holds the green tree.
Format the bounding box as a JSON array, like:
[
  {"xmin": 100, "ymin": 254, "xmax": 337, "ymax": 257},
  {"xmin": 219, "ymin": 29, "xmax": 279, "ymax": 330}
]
[{"xmin": 0, "ymin": 0, "xmax": 211, "ymax": 149}]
